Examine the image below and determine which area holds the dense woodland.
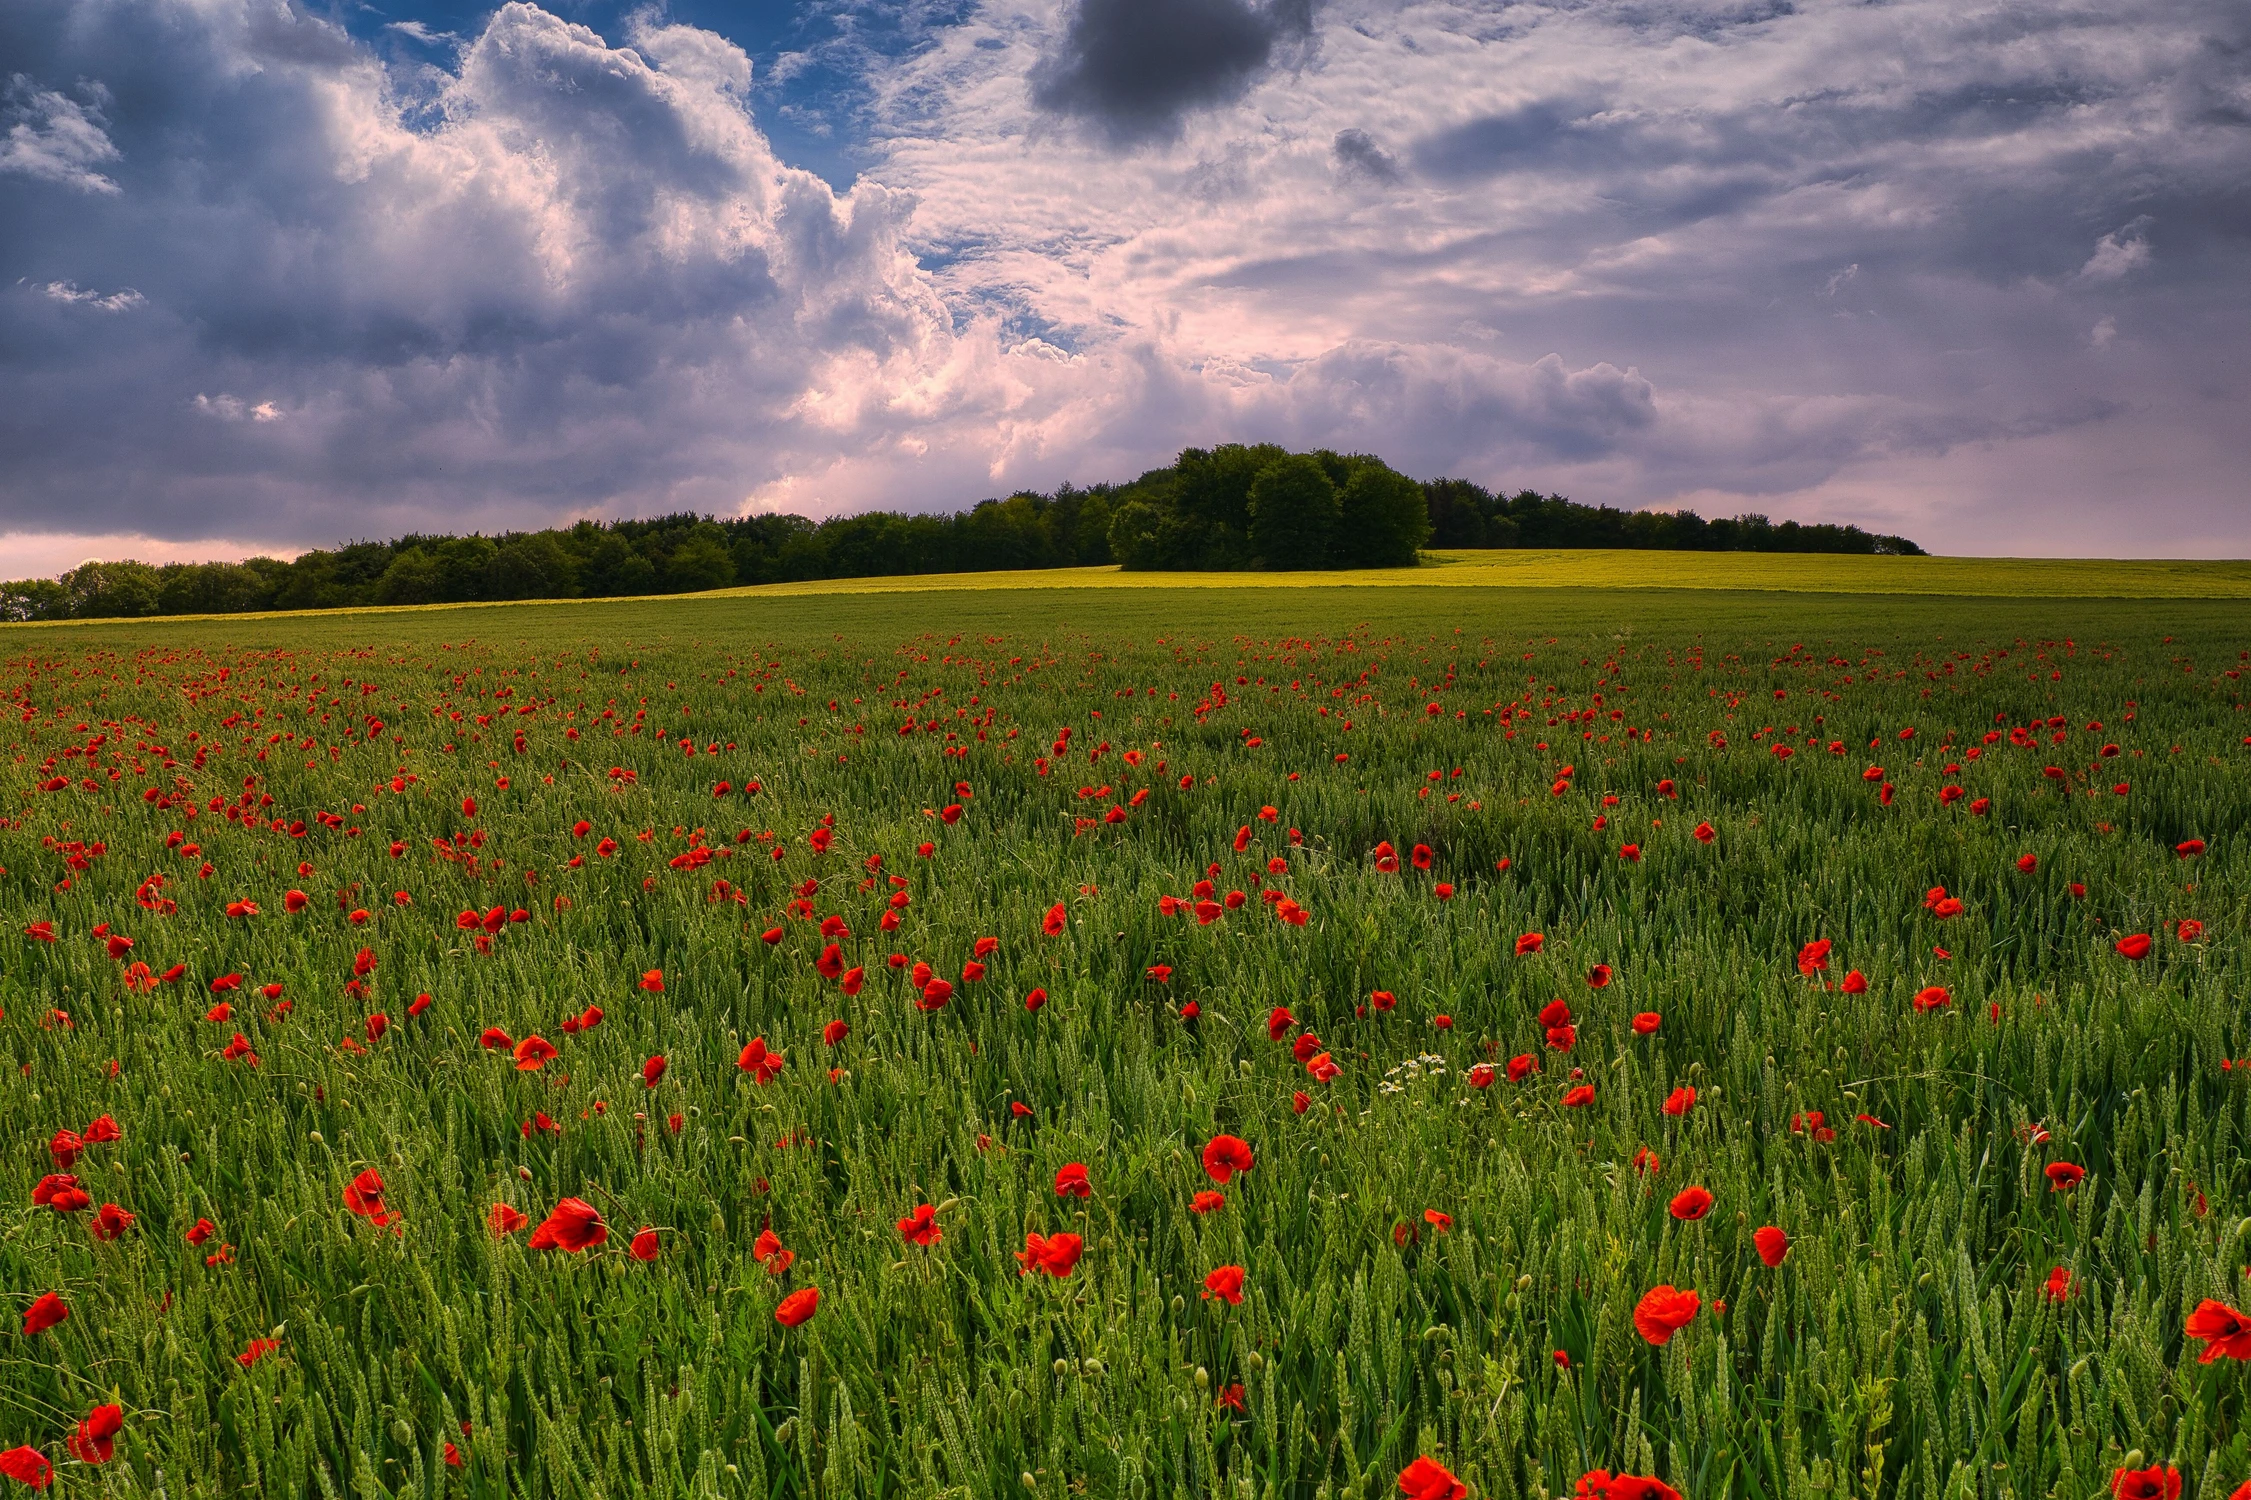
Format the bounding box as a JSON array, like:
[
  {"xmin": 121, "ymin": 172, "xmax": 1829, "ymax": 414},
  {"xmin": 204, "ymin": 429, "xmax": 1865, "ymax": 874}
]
[{"xmin": 0, "ymin": 445, "xmax": 1922, "ymax": 619}]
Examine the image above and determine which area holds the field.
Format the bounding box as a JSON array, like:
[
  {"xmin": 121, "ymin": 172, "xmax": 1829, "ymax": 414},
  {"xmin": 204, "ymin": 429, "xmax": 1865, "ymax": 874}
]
[{"xmin": 1, "ymin": 573, "xmax": 2247, "ymax": 1500}]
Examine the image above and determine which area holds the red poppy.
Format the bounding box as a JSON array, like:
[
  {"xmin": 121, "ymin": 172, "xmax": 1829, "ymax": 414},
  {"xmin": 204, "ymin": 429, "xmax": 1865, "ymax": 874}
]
[
  {"xmin": 2115, "ymin": 933, "xmax": 2153, "ymax": 960},
  {"xmin": 513, "ymin": 1035, "xmax": 558, "ymax": 1070},
  {"xmin": 1692, "ymin": 822, "xmax": 1715, "ymax": 843},
  {"xmin": 91, "ymin": 1202, "xmax": 134, "ymax": 1241},
  {"xmin": 1753, "ymin": 1226, "xmax": 1789, "ymax": 1267},
  {"xmin": 738, "ymin": 1037, "xmax": 785, "ymax": 1083},
  {"xmin": 1397, "ymin": 1456, "xmax": 1468, "ymax": 1500},
  {"xmin": 1055, "ymin": 1163, "xmax": 1093, "ymax": 1198},
  {"xmin": 1562, "ymin": 1084, "xmax": 1595, "ymax": 1108},
  {"xmin": 1468, "ymin": 1063, "xmax": 1495, "ymax": 1088},
  {"xmin": 823, "ymin": 1019, "xmax": 851, "ymax": 1046},
  {"xmin": 1016, "ymin": 1231, "xmax": 1083, "ymax": 1278},
  {"xmin": 1587, "ymin": 964, "xmax": 1612, "ymax": 988},
  {"xmin": 2188, "ymin": 1300, "xmax": 2251, "ymax": 1361},
  {"xmin": 2177, "ymin": 839, "xmax": 2206, "ymax": 858},
  {"xmin": 1508, "ymin": 1055, "xmax": 1536, "ymax": 1082},
  {"xmin": 344, "ymin": 1168, "xmax": 397, "ymax": 1227},
  {"xmin": 488, "ymin": 1203, "xmax": 528, "ymax": 1236},
  {"xmin": 2043, "ymin": 1265, "xmax": 2075, "ymax": 1302},
  {"xmin": 0, "ymin": 1448, "xmax": 52, "ymax": 1489},
  {"xmin": 66, "ymin": 1403, "xmax": 122, "ymax": 1465},
  {"xmin": 528, "ymin": 1197, "xmax": 608, "ymax": 1252},
  {"xmin": 236, "ymin": 1338, "xmax": 280, "ymax": 1367},
  {"xmin": 1215, "ymin": 1382, "xmax": 1246, "ymax": 1412},
  {"xmin": 1202, "ymin": 1135, "xmax": 1255, "ymax": 1184},
  {"xmin": 1202, "ymin": 1264, "xmax": 1246, "ymax": 1304},
  {"xmin": 2045, "ymin": 1161, "xmax": 2085, "ymax": 1189},
  {"xmin": 1023, "ymin": 986, "xmax": 1046, "ymax": 1011},
  {"xmin": 638, "ymin": 969, "xmax": 665, "ymax": 993},
  {"xmin": 775, "ymin": 1287, "xmax": 821, "ymax": 1326},
  {"xmin": 917, "ymin": 978, "xmax": 954, "ymax": 1010},
  {"xmin": 1632, "ymin": 1285, "xmax": 1700, "ymax": 1345},
  {"xmin": 2111, "ymin": 1467, "xmax": 2181, "ymax": 1500},
  {"xmin": 629, "ymin": 1228, "xmax": 660, "ymax": 1262},
  {"xmin": 21, "ymin": 1293, "xmax": 67, "ymax": 1336},
  {"xmin": 642, "ymin": 1055, "xmax": 667, "ymax": 1088},
  {"xmin": 1043, "ymin": 901, "xmax": 1067, "ymax": 936},
  {"xmin": 1191, "ymin": 1190, "xmax": 1226, "ymax": 1213},
  {"xmin": 1912, "ymin": 986, "xmax": 1951, "ymax": 1012},
  {"xmin": 479, "ymin": 1026, "xmax": 512, "ymax": 1051},
  {"xmin": 898, "ymin": 1203, "xmax": 943, "ymax": 1246},
  {"xmin": 1662, "ymin": 1087, "xmax": 1695, "ymax": 1117},
  {"xmin": 33, "ymin": 1174, "xmax": 89, "ymax": 1213},
  {"xmin": 1840, "ymin": 970, "xmax": 1868, "ymax": 994},
  {"xmin": 1592, "ymin": 1477, "xmax": 1684, "ymax": 1500},
  {"xmin": 1292, "ymin": 1090, "xmax": 1312, "ymax": 1114},
  {"xmin": 754, "ymin": 1229, "xmax": 794, "ymax": 1275},
  {"xmin": 1515, "ymin": 932, "xmax": 1544, "ymax": 956},
  {"xmin": 185, "ymin": 1217, "xmax": 216, "ymax": 1246},
  {"xmin": 1423, "ymin": 1208, "xmax": 1453, "ymax": 1233},
  {"xmin": 1631, "ymin": 1012, "xmax": 1660, "ymax": 1035},
  {"xmin": 1796, "ymin": 939, "xmax": 1831, "ymax": 975}
]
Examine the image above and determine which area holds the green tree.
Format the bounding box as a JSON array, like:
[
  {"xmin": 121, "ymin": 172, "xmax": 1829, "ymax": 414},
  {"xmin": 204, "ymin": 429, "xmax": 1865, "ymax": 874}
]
[
  {"xmin": 61, "ymin": 560, "xmax": 162, "ymax": 617},
  {"xmin": 1106, "ymin": 499, "xmax": 1166, "ymax": 571},
  {"xmin": 1336, "ymin": 461, "xmax": 1432, "ymax": 567},
  {"xmin": 487, "ymin": 533, "xmax": 579, "ymax": 600},
  {"xmin": 579, "ymin": 533, "xmax": 658, "ymax": 597},
  {"xmin": 663, "ymin": 528, "xmax": 738, "ymax": 592},
  {"xmin": 0, "ymin": 578, "xmax": 68, "ymax": 621},
  {"xmin": 1246, "ymin": 455, "xmax": 1339, "ymax": 570},
  {"xmin": 374, "ymin": 547, "xmax": 444, "ymax": 605}
]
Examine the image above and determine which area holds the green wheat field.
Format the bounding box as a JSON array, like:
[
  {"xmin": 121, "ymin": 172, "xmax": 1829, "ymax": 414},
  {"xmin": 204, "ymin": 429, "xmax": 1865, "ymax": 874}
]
[{"xmin": 2, "ymin": 561, "xmax": 2247, "ymax": 1499}]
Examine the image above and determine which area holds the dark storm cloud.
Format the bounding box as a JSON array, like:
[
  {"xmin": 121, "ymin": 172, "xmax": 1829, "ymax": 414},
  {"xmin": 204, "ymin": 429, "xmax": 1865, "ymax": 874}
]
[
  {"xmin": 1330, "ymin": 127, "xmax": 1397, "ymax": 182},
  {"xmin": 1029, "ymin": 0, "xmax": 1315, "ymax": 146}
]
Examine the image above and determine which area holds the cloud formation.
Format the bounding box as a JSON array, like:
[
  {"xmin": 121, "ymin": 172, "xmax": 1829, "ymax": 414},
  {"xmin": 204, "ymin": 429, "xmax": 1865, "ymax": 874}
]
[{"xmin": 0, "ymin": 0, "xmax": 2245, "ymax": 560}]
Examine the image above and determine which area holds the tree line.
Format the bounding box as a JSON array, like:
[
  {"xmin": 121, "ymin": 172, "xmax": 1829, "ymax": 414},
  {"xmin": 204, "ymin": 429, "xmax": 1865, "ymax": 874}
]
[{"xmin": 0, "ymin": 446, "xmax": 1922, "ymax": 620}]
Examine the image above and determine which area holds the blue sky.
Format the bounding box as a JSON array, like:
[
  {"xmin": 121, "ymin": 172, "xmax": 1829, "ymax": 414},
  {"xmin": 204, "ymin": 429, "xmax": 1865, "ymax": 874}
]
[{"xmin": 2, "ymin": 0, "xmax": 2247, "ymax": 569}]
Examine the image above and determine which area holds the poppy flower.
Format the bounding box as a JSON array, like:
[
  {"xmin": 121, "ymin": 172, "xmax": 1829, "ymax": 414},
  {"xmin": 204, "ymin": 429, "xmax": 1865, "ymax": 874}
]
[
  {"xmin": 775, "ymin": 1287, "xmax": 821, "ymax": 1327},
  {"xmin": 1291, "ymin": 1090, "xmax": 1311, "ymax": 1114},
  {"xmin": 2187, "ymin": 1299, "xmax": 2251, "ymax": 1361},
  {"xmin": 1507, "ymin": 1054, "xmax": 1538, "ymax": 1082},
  {"xmin": 1631, "ymin": 1012, "xmax": 1660, "ymax": 1035},
  {"xmin": 642, "ymin": 1055, "xmax": 667, "ymax": 1088},
  {"xmin": 1054, "ymin": 1163, "xmax": 1093, "ymax": 1198},
  {"xmin": 1662, "ymin": 1087, "xmax": 1695, "ymax": 1117},
  {"xmin": 1016, "ymin": 1232, "xmax": 1083, "ymax": 1278},
  {"xmin": 236, "ymin": 1338, "xmax": 280, "ymax": 1367},
  {"xmin": 67, "ymin": 1403, "xmax": 122, "ymax": 1465},
  {"xmin": 823, "ymin": 1019, "xmax": 851, "ymax": 1047},
  {"xmin": 0, "ymin": 1448, "xmax": 52, "ymax": 1489},
  {"xmin": 1840, "ymin": 970, "xmax": 1868, "ymax": 994},
  {"xmin": 754, "ymin": 1229, "xmax": 794, "ymax": 1275},
  {"xmin": 344, "ymin": 1168, "xmax": 397, "ymax": 1226},
  {"xmin": 1514, "ymin": 932, "xmax": 1544, "ymax": 956},
  {"xmin": 1692, "ymin": 822, "xmax": 1715, "ymax": 843},
  {"xmin": 738, "ymin": 1037, "xmax": 785, "ymax": 1083},
  {"xmin": 917, "ymin": 979, "xmax": 954, "ymax": 1011},
  {"xmin": 2177, "ymin": 839, "xmax": 2206, "ymax": 858},
  {"xmin": 1911, "ymin": 986, "xmax": 1951, "ymax": 1013},
  {"xmin": 1043, "ymin": 901, "xmax": 1067, "ymax": 936},
  {"xmin": 1796, "ymin": 939, "xmax": 1831, "ymax": 975},
  {"xmin": 479, "ymin": 1026, "xmax": 512, "ymax": 1051},
  {"xmin": 21, "ymin": 1292, "xmax": 68, "ymax": 1336},
  {"xmin": 1562, "ymin": 1084, "xmax": 1595, "ymax": 1108},
  {"xmin": 2111, "ymin": 1467, "xmax": 2181, "ymax": 1500},
  {"xmin": 1202, "ymin": 1264, "xmax": 1246, "ymax": 1305},
  {"xmin": 1632, "ymin": 1284, "xmax": 1700, "ymax": 1345},
  {"xmin": 2043, "ymin": 1265, "xmax": 2075, "ymax": 1302},
  {"xmin": 210, "ymin": 973, "xmax": 243, "ymax": 994},
  {"xmin": 46, "ymin": 1130, "xmax": 81, "ymax": 1169},
  {"xmin": 1668, "ymin": 1186, "xmax": 1713, "ymax": 1221},
  {"xmin": 1370, "ymin": 990, "xmax": 1396, "ymax": 1012},
  {"xmin": 1468, "ymin": 1064, "xmax": 1495, "ymax": 1088},
  {"xmin": 2115, "ymin": 933, "xmax": 2153, "ymax": 960},
  {"xmin": 1191, "ymin": 1190, "xmax": 1227, "ymax": 1213},
  {"xmin": 1594, "ymin": 1477, "xmax": 1684, "ymax": 1500},
  {"xmin": 513, "ymin": 1035, "xmax": 558, "ymax": 1071},
  {"xmin": 34, "ymin": 1175, "xmax": 89, "ymax": 1213},
  {"xmin": 1587, "ymin": 964, "xmax": 1612, "ymax": 988},
  {"xmin": 1215, "ymin": 1382, "xmax": 1246, "ymax": 1413},
  {"xmin": 1305, "ymin": 1051, "xmax": 1341, "ymax": 1083},
  {"xmin": 1202, "ymin": 1135, "xmax": 1255, "ymax": 1183},
  {"xmin": 185, "ymin": 1217, "xmax": 216, "ymax": 1246},
  {"xmin": 1753, "ymin": 1226, "xmax": 1789, "ymax": 1267},
  {"xmin": 1023, "ymin": 987, "xmax": 1046, "ymax": 1012},
  {"xmin": 629, "ymin": 1228, "xmax": 660, "ymax": 1262},
  {"xmin": 2045, "ymin": 1161, "xmax": 2085, "ymax": 1190},
  {"xmin": 1397, "ymin": 1456, "xmax": 1468, "ymax": 1500},
  {"xmin": 91, "ymin": 1202, "xmax": 135, "ymax": 1241},
  {"xmin": 638, "ymin": 970, "xmax": 665, "ymax": 993},
  {"xmin": 528, "ymin": 1197, "xmax": 608, "ymax": 1252},
  {"xmin": 1423, "ymin": 1208, "xmax": 1453, "ymax": 1233},
  {"xmin": 898, "ymin": 1204, "xmax": 943, "ymax": 1246},
  {"xmin": 488, "ymin": 1203, "xmax": 528, "ymax": 1236}
]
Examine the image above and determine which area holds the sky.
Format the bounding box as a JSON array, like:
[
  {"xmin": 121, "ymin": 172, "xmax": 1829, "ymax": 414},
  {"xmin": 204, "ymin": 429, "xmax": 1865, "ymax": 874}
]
[{"xmin": 1, "ymin": 0, "xmax": 2246, "ymax": 570}]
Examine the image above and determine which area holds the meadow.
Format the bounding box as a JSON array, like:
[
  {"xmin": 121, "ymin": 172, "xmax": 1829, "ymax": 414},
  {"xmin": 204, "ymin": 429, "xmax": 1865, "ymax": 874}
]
[{"xmin": 1, "ymin": 573, "xmax": 2247, "ymax": 1500}]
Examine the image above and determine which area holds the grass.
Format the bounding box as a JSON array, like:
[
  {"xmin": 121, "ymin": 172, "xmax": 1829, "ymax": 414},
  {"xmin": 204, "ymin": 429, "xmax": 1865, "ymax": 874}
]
[{"xmin": 0, "ymin": 574, "xmax": 2247, "ymax": 1499}]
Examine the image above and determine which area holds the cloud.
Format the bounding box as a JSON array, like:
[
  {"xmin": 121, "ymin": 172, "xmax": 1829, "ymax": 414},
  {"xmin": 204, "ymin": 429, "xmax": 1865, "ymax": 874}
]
[
  {"xmin": 1330, "ymin": 127, "xmax": 1397, "ymax": 183},
  {"xmin": 2080, "ymin": 218, "xmax": 2154, "ymax": 281},
  {"xmin": 0, "ymin": 76, "xmax": 122, "ymax": 194},
  {"xmin": 383, "ymin": 20, "xmax": 455, "ymax": 46},
  {"xmin": 1030, "ymin": 0, "xmax": 1315, "ymax": 145},
  {"xmin": 38, "ymin": 280, "xmax": 144, "ymax": 311}
]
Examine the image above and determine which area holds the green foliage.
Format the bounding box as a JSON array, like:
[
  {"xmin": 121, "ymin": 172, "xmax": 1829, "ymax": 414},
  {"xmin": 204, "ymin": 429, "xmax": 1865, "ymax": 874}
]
[
  {"xmin": 1423, "ymin": 481, "xmax": 1925, "ymax": 557},
  {"xmin": 0, "ymin": 584, "xmax": 2243, "ymax": 1500},
  {"xmin": 1248, "ymin": 454, "xmax": 1340, "ymax": 569}
]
